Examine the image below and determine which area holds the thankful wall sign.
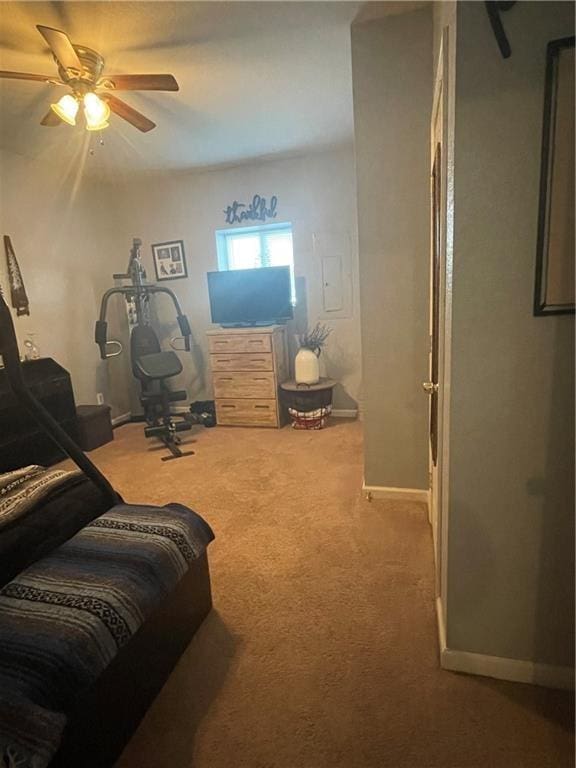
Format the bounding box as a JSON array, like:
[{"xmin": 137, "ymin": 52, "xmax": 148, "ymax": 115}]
[{"xmin": 223, "ymin": 194, "xmax": 278, "ymax": 225}]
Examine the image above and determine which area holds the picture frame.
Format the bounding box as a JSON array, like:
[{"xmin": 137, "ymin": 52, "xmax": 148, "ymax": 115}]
[
  {"xmin": 151, "ymin": 240, "xmax": 188, "ymax": 281},
  {"xmin": 534, "ymin": 36, "xmax": 575, "ymax": 316}
]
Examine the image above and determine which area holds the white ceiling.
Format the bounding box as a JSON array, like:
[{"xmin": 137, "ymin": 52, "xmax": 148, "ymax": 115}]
[{"xmin": 0, "ymin": 1, "xmax": 365, "ymax": 175}]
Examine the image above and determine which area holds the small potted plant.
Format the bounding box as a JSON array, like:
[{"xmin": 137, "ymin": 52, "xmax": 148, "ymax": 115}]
[{"xmin": 295, "ymin": 323, "xmax": 331, "ymax": 385}]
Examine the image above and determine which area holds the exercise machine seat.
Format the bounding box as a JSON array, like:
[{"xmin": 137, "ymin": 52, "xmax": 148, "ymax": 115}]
[
  {"xmin": 131, "ymin": 325, "xmax": 181, "ymax": 382},
  {"xmin": 135, "ymin": 351, "xmax": 182, "ymax": 381}
]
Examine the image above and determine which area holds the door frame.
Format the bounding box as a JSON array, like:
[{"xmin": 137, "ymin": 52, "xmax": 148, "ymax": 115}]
[{"xmin": 429, "ymin": 26, "xmax": 454, "ymax": 639}]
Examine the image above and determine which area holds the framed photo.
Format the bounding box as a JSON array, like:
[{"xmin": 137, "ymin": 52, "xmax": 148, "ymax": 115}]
[
  {"xmin": 151, "ymin": 240, "xmax": 188, "ymax": 281},
  {"xmin": 534, "ymin": 36, "xmax": 575, "ymax": 316}
]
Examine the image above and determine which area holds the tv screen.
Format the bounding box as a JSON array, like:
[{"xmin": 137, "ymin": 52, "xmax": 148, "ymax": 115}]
[{"xmin": 207, "ymin": 266, "xmax": 294, "ymax": 326}]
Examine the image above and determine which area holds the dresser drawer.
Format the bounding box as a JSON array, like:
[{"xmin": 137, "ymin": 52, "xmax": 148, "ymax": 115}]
[
  {"xmin": 213, "ymin": 371, "xmax": 276, "ymax": 399},
  {"xmin": 211, "ymin": 353, "xmax": 274, "ymax": 372},
  {"xmin": 208, "ymin": 334, "xmax": 272, "ymax": 354},
  {"xmin": 216, "ymin": 399, "xmax": 278, "ymax": 427}
]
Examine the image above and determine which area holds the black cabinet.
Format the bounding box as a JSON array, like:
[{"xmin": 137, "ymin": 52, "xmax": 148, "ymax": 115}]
[{"xmin": 0, "ymin": 358, "xmax": 78, "ymax": 472}]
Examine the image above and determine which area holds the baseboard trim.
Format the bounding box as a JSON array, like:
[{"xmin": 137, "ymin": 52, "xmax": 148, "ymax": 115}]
[
  {"xmin": 111, "ymin": 411, "xmax": 132, "ymax": 428},
  {"xmin": 331, "ymin": 408, "xmax": 358, "ymax": 419},
  {"xmin": 436, "ymin": 597, "xmax": 574, "ymax": 690},
  {"xmin": 172, "ymin": 405, "xmax": 358, "ymax": 419},
  {"xmin": 441, "ymin": 647, "xmax": 574, "ymax": 690},
  {"xmin": 362, "ymin": 483, "xmax": 429, "ymax": 504}
]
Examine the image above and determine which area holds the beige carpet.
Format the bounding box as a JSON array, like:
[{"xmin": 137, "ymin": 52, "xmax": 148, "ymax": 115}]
[{"xmin": 80, "ymin": 420, "xmax": 572, "ymax": 768}]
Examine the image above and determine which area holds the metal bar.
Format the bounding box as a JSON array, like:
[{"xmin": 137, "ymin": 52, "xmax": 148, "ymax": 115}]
[
  {"xmin": 147, "ymin": 287, "xmax": 192, "ymax": 351},
  {"xmin": 98, "ymin": 286, "xmax": 131, "ymax": 322}
]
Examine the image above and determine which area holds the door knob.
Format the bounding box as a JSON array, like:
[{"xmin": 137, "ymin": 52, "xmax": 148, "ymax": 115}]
[{"xmin": 422, "ymin": 381, "xmax": 439, "ymax": 394}]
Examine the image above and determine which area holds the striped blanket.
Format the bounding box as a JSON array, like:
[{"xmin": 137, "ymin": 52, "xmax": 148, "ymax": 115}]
[
  {"xmin": 0, "ymin": 502, "xmax": 214, "ymax": 768},
  {"xmin": 0, "ymin": 465, "xmax": 82, "ymax": 529}
]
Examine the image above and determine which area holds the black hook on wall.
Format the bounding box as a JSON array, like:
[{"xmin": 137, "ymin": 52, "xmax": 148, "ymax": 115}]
[{"xmin": 485, "ymin": 1, "xmax": 517, "ymax": 59}]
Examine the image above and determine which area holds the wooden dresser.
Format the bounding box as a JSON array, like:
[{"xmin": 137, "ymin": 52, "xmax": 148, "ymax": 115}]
[{"xmin": 207, "ymin": 326, "xmax": 288, "ymax": 427}]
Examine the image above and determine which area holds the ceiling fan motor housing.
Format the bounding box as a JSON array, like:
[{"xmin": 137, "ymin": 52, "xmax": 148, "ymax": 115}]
[{"xmin": 57, "ymin": 46, "xmax": 105, "ymax": 92}]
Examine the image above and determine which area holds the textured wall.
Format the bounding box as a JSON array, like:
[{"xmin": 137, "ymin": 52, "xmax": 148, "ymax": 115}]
[
  {"xmin": 0, "ymin": 145, "xmax": 361, "ymax": 419},
  {"xmin": 351, "ymin": 8, "xmax": 432, "ymax": 489},
  {"xmin": 447, "ymin": 1, "xmax": 575, "ymax": 667},
  {"xmin": 100, "ymin": 146, "xmax": 362, "ymax": 412},
  {"xmin": 0, "ymin": 147, "xmax": 131, "ymax": 418}
]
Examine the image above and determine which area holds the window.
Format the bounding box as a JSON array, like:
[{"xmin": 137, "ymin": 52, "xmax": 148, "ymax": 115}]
[{"xmin": 216, "ymin": 223, "xmax": 296, "ymax": 303}]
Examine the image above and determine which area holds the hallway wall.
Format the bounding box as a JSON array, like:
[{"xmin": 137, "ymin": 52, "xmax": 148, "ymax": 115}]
[
  {"xmin": 446, "ymin": 0, "xmax": 575, "ymax": 668},
  {"xmin": 351, "ymin": 7, "xmax": 432, "ymax": 490}
]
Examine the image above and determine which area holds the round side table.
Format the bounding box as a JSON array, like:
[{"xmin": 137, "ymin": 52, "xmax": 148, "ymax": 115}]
[{"xmin": 280, "ymin": 378, "xmax": 337, "ymax": 429}]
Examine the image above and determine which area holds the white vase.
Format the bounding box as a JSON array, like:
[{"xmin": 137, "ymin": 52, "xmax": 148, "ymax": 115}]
[{"xmin": 295, "ymin": 347, "xmax": 320, "ymax": 385}]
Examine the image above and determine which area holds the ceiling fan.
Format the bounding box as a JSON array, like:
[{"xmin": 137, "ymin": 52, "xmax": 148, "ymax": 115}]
[{"xmin": 0, "ymin": 25, "xmax": 179, "ymax": 133}]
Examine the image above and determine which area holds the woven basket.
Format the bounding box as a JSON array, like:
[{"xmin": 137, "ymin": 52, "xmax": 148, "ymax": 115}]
[{"xmin": 288, "ymin": 405, "xmax": 332, "ymax": 430}]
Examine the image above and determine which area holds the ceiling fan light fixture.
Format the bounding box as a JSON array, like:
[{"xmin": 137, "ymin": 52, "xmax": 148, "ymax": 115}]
[
  {"xmin": 50, "ymin": 93, "xmax": 79, "ymax": 125},
  {"xmin": 85, "ymin": 118, "xmax": 110, "ymax": 132},
  {"xmin": 84, "ymin": 92, "xmax": 110, "ymax": 131},
  {"xmin": 4, "ymin": 25, "xmax": 177, "ymax": 133}
]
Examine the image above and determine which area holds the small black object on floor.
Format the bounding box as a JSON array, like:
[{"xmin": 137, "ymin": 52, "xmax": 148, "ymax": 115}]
[
  {"xmin": 189, "ymin": 400, "xmax": 217, "ymax": 428},
  {"xmin": 76, "ymin": 404, "xmax": 113, "ymax": 451}
]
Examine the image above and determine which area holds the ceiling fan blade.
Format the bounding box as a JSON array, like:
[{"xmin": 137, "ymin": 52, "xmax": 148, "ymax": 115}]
[
  {"xmin": 37, "ymin": 25, "xmax": 82, "ymax": 72},
  {"xmin": 0, "ymin": 71, "xmax": 55, "ymax": 83},
  {"xmin": 102, "ymin": 74, "xmax": 179, "ymax": 92},
  {"xmin": 104, "ymin": 95, "xmax": 156, "ymax": 132},
  {"xmin": 40, "ymin": 109, "xmax": 63, "ymax": 127}
]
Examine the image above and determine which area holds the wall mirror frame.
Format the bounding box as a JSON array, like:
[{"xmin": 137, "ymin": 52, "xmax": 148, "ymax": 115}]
[{"xmin": 533, "ymin": 35, "xmax": 575, "ymax": 317}]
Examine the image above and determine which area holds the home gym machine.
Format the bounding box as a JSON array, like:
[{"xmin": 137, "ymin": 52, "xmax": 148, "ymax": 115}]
[{"xmin": 95, "ymin": 238, "xmax": 195, "ymax": 460}]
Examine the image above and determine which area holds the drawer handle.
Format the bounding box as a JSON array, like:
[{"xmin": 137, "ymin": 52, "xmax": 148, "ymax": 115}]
[
  {"xmin": 251, "ymin": 358, "xmax": 266, "ymax": 363},
  {"xmin": 253, "ymin": 377, "xmax": 268, "ymax": 381},
  {"xmin": 254, "ymin": 405, "xmax": 270, "ymax": 410},
  {"xmin": 221, "ymin": 404, "xmax": 236, "ymax": 409},
  {"xmin": 218, "ymin": 377, "xmax": 233, "ymax": 381}
]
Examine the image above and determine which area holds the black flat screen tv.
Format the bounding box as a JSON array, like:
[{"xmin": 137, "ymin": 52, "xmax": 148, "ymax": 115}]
[{"xmin": 207, "ymin": 266, "xmax": 293, "ymax": 326}]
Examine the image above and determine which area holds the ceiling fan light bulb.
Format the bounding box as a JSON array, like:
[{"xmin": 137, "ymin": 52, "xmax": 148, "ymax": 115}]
[
  {"xmin": 84, "ymin": 92, "xmax": 110, "ymax": 130},
  {"xmin": 50, "ymin": 94, "xmax": 78, "ymax": 126}
]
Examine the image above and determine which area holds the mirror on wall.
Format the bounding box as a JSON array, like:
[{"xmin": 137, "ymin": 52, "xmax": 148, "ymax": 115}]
[{"xmin": 534, "ymin": 36, "xmax": 575, "ymax": 316}]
